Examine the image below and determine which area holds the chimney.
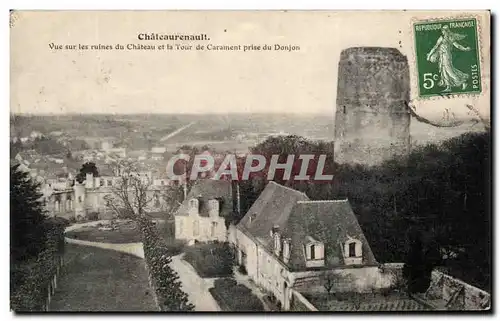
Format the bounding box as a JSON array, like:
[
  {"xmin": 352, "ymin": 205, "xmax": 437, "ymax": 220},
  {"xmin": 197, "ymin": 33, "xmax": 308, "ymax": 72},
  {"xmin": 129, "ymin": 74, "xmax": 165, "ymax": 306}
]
[
  {"xmin": 283, "ymin": 238, "xmax": 291, "ymax": 263},
  {"xmin": 182, "ymin": 163, "xmax": 188, "ymax": 201},
  {"xmin": 231, "ymin": 181, "xmax": 241, "ymax": 217},
  {"xmin": 85, "ymin": 173, "xmax": 94, "ymax": 189},
  {"xmin": 273, "ymin": 225, "xmax": 281, "ymax": 256}
]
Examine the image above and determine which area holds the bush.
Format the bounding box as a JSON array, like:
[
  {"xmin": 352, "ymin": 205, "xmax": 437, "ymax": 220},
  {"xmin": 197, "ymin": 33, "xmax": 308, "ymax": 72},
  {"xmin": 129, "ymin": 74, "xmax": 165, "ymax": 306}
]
[
  {"xmin": 48, "ymin": 216, "xmax": 70, "ymax": 228},
  {"xmin": 214, "ymin": 278, "xmax": 237, "ymax": 288},
  {"xmin": 238, "ymin": 265, "xmax": 248, "ymax": 275},
  {"xmin": 262, "ymin": 294, "xmax": 281, "ymax": 311},
  {"xmin": 165, "ymin": 239, "xmax": 186, "ymax": 256},
  {"xmin": 139, "ymin": 218, "xmax": 194, "ymax": 311},
  {"xmin": 87, "ymin": 212, "xmax": 99, "ymax": 221},
  {"xmin": 184, "ymin": 242, "xmax": 234, "ymax": 278},
  {"xmin": 209, "ymin": 279, "xmax": 264, "ymax": 311},
  {"xmin": 11, "ymin": 220, "xmax": 65, "ymax": 311}
]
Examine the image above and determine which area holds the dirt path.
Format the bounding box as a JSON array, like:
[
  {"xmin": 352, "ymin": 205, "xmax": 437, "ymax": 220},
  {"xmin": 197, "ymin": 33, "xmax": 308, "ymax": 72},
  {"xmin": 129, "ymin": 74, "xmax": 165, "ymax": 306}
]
[
  {"xmin": 160, "ymin": 121, "xmax": 196, "ymax": 142},
  {"xmin": 170, "ymin": 254, "xmax": 220, "ymax": 311}
]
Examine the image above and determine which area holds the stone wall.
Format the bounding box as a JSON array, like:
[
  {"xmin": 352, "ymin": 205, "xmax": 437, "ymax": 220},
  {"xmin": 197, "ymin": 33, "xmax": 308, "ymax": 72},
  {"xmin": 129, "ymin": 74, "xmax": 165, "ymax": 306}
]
[
  {"xmin": 425, "ymin": 270, "xmax": 490, "ymax": 310},
  {"xmin": 289, "ymin": 289, "xmax": 318, "ymax": 311},
  {"xmin": 174, "ymin": 214, "xmax": 226, "ymax": 243},
  {"xmin": 292, "ymin": 265, "xmax": 403, "ymax": 294}
]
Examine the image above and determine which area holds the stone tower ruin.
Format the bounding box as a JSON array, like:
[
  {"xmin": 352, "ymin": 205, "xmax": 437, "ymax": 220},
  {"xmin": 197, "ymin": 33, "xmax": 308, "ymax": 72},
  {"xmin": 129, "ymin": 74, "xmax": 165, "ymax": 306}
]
[{"xmin": 334, "ymin": 47, "xmax": 411, "ymax": 165}]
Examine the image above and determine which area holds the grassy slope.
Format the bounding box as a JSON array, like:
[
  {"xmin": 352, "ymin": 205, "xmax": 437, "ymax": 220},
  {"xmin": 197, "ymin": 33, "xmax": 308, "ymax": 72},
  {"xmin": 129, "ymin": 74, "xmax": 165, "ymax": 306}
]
[{"xmin": 50, "ymin": 244, "xmax": 157, "ymax": 311}]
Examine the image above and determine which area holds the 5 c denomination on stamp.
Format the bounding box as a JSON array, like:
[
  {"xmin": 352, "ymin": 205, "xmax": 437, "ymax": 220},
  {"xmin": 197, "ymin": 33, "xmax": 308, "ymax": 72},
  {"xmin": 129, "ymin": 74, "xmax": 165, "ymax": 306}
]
[{"xmin": 413, "ymin": 18, "xmax": 481, "ymax": 97}]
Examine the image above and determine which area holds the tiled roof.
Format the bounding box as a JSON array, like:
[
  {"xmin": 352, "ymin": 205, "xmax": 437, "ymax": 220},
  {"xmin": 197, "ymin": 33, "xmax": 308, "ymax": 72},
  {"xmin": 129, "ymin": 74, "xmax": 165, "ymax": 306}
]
[
  {"xmin": 305, "ymin": 292, "xmax": 430, "ymax": 311},
  {"xmin": 237, "ymin": 181, "xmax": 377, "ymax": 271},
  {"xmin": 325, "ymin": 299, "xmax": 429, "ymax": 311},
  {"xmin": 237, "ymin": 181, "xmax": 309, "ymax": 251},
  {"xmin": 174, "ymin": 179, "xmax": 233, "ymax": 218},
  {"xmin": 285, "ymin": 200, "xmax": 378, "ymax": 269}
]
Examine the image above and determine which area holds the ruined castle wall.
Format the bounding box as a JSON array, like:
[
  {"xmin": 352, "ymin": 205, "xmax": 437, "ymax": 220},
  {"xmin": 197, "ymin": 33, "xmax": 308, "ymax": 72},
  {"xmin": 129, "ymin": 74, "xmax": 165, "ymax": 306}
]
[{"xmin": 334, "ymin": 47, "xmax": 411, "ymax": 165}]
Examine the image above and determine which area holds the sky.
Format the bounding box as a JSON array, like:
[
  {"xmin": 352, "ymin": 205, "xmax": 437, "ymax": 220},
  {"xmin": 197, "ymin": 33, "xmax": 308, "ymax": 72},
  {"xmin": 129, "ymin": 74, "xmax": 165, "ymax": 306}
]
[{"xmin": 10, "ymin": 11, "xmax": 490, "ymax": 120}]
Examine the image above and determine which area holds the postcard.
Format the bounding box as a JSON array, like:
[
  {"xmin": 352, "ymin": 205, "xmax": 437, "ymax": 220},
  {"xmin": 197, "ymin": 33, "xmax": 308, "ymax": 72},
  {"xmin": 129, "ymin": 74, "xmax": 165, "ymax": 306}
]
[{"xmin": 10, "ymin": 10, "xmax": 491, "ymax": 312}]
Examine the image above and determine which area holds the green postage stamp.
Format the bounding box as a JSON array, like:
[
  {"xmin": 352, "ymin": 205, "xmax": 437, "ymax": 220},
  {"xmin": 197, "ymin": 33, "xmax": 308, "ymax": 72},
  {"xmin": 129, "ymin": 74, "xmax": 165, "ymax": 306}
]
[{"xmin": 413, "ymin": 18, "xmax": 481, "ymax": 97}]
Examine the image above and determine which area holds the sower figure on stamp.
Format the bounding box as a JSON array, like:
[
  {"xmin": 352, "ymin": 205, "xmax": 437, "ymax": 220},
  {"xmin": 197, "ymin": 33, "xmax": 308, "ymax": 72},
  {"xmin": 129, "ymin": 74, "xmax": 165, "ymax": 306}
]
[{"xmin": 426, "ymin": 25, "xmax": 471, "ymax": 92}]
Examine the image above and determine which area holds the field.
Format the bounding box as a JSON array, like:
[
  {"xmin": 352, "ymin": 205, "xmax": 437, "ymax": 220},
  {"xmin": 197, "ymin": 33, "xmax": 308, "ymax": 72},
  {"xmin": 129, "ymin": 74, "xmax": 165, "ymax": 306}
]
[{"xmin": 11, "ymin": 113, "xmax": 484, "ymax": 158}]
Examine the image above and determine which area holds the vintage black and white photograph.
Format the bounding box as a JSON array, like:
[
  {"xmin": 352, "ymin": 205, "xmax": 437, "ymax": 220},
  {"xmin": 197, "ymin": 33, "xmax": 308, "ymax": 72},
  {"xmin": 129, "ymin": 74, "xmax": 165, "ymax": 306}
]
[{"xmin": 9, "ymin": 10, "xmax": 491, "ymax": 312}]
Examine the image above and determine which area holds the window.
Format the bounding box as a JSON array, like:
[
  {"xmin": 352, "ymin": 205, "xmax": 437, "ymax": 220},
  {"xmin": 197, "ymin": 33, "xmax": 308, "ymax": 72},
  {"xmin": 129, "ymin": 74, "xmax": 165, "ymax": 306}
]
[
  {"xmin": 211, "ymin": 222, "xmax": 217, "ymax": 237},
  {"xmin": 107, "ymin": 179, "xmax": 112, "ymax": 186},
  {"xmin": 100, "ymin": 180, "xmax": 104, "ymax": 186},
  {"xmin": 208, "ymin": 199, "xmax": 219, "ymax": 216},
  {"xmin": 161, "ymin": 180, "xmax": 165, "ymax": 186},
  {"xmin": 154, "ymin": 194, "xmax": 160, "ymax": 208},
  {"xmin": 348, "ymin": 242, "xmax": 356, "ymax": 257},
  {"xmin": 78, "ymin": 196, "xmax": 82, "ymax": 203},
  {"xmin": 193, "ymin": 220, "xmax": 199, "ymax": 236},
  {"xmin": 310, "ymin": 245, "xmax": 316, "ymax": 260}
]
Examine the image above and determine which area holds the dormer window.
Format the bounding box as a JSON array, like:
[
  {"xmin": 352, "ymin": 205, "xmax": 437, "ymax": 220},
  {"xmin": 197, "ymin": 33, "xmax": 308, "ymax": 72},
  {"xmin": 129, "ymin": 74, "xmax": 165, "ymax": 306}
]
[
  {"xmin": 208, "ymin": 199, "xmax": 219, "ymax": 217},
  {"xmin": 189, "ymin": 198, "xmax": 199, "ymax": 215},
  {"xmin": 304, "ymin": 236, "xmax": 325, "ymax": 268},
  {"xmin": 282, "ymin": 238, "xmax": 291, "ymax": 263},
  {"xmin": 343, "ymin": 236, "xmax": 363, "ymax": 265}
]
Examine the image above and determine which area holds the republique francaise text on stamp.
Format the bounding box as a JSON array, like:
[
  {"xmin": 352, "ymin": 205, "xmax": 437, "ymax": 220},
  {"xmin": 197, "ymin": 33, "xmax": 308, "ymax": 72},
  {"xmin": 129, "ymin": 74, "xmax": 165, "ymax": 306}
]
[{"xmin": 413, "ymin": 18, "xmax": 481, "ymax": 97}]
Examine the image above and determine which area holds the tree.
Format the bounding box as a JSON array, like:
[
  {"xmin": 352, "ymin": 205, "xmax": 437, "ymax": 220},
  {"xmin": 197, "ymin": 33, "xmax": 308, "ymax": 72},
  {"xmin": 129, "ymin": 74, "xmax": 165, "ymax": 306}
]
[
  {"xmin": 158, "ymin": 183, "xmax": 186, "ymax": 218},
  {"xmin": 10, "ymin": 164, "xmax": 47, "ymax": 263},
  {"xmin": 403, "ymin": 230, "xmax": 433, "ymax": 294},
  {"xmin": 104, "ymin": 160, "xmax": 152, "ymax": 220},
  {"xmin": 76, "ymin": 162, "xmax": 99, "ymax": 184},
  {"xmin": 320, "ymin": 270, "xmax": 341, "ymax": 295},
  {"xmin": 30, "ymin": 136, "xmax": 66, "ymax": 155}
]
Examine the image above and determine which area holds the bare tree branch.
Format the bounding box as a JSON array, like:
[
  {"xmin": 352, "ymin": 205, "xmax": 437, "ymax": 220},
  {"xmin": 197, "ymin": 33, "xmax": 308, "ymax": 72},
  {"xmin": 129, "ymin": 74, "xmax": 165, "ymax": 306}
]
[{"xmin": 104, "ymin": 160, "xmax": 154, "ymax": 220}]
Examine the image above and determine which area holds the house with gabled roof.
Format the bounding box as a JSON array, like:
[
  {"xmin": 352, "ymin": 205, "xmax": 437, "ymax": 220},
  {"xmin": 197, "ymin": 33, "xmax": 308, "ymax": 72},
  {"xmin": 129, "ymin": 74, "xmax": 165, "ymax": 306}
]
[
  {"xmin": 231, "ymin": 181, "xmax": 396, "ymax": 310},
  {"xmin": 174, "ymin": 179, "xmax": 234, "ymax": 244}
]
